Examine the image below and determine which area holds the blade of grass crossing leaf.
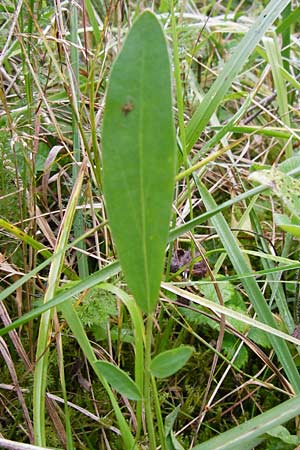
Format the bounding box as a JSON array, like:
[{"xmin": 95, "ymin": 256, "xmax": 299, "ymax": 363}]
[
  {"xmin": 209, "ymin": 125, "xmax": 300, "ymax": 140},
  {"xmin": 170, "ymin": 165, "xmax": 300, "ymax": 241},
  {"xmin": 191, "ymin": 394, "xmax": 300, "ymax": 450},
  {"xmin": 186, "ymin": 0, "xmax": 290, "ymax": 151},
  {"xmin": 161, "ymin": 283, "xmax": 300, "ymax": 347},
  {"xmin": 100, "ymin": 283, "xmax": 145, "ymax": 437},
  {"xmin": 0, "ymin": 262, "xmax": 121, "ymax": 337},
  {"xmin": 70, "ymin": 1, "xmax": 89, "ymax": 280},
  {"xmin": 59, "ymin": 301, "xmax": 137, "ymax": 450},
  {"xmin": 2, "ymin": 250, "xmax": 300, "ymax": 344},
  {"xmin": 93, "ymin": 361, "xmax": 142, "ymax": 400},
  {"xmin": 196, "ymin": 181, "xmax": 300, "ymax": 393},
  {"xmin": 33, "ymin": 162, "xmax": 87, "ymax": 446},
  {"xmin": 102, "ymin": 11, "xmax": 176, "ymax": 313},
  {"xmin": 263, "ymin": 35, "xmax": 293, "ymax": 158}
]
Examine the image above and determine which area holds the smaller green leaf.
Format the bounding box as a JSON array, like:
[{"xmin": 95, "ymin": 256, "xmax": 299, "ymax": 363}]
[
  {"xmin": 165, "ymin": 406, "xmax": 184, "ymax": 450},
  {"xmin": 248, "ymin": 327, "xmax": 272, "ymax": 349},
  {"xmin": 93, "ymin": 361, "xmax": 142, "ymax": 400},
  {"xmin": 275, "ymin": 213, "xmax": 300, "ymax": 238},
  {"xmin": 150, "ymin": 346, "xmax": 194, "ymax": 379},
  {"xmin": 169, "ymin": 432, "xmax": 185, "ymax": 450},
  {"xmin": 264, "ymin": 425, "xmax": 300, "ymax": 445},
  {"xmin": 222, "ymin": 334, "xmax": 248, "ymax": 369},
  {"xmin": 278, "ymin": 156, "xmax": 300, "ymax": 174},
  {"xmin": 249, "ymin": 169, "xmax": 300, "ymax": 220},
  {"xmin": 165, "ymin": 405, "xmax": 181, "ymax": 436}
]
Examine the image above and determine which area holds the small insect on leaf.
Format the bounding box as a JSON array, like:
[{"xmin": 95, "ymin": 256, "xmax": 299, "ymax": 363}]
[{"xmin": 121, "ymin": 102, "xmax": 134, "ymax": 116}]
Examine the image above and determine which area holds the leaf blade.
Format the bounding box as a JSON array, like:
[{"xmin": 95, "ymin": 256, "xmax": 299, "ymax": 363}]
[
  {"xmin": 102, "ymin": 11, "xmax": 176, "ymax": 313},
  {"xmin": 93, "ymin": 361, "xmax": 142, "ymax": 401},
  {"xmin": 150, "ymin": 346, "xmax": 194, "ymax": 379}
]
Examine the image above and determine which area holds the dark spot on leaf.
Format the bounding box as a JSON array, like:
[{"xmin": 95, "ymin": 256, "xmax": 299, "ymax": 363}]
[{"xmin": 121, "ymin": 102, "xmax": 134, "ymax": 116}]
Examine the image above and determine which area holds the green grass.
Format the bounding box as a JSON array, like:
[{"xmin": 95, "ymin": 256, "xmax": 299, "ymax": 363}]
[{"xmin": 1, "ymin": 1, "xmax": 300, "ymax": 449}]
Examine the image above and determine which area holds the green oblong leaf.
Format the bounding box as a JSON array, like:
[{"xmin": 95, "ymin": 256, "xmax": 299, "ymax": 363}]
[
  {"xmin": 102, "ymin": 11, "xmax": 176, "ymax": 313},
  {"xmin": 150, "ymin": 346, "xmax": 194, "ymax": 379},
  {"xmin": 249, "ymin": 168, "xmax": 300, "ymax": 220},
  {"xmin": 93, "ymin": 361, "xmax": 142, "ymax": 401},
  {"xmin": 275, "ymin": 213, "xmax": 300, "ymax": 237}
]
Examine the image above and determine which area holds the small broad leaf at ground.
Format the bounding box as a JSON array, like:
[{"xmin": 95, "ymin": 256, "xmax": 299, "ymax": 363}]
[
  {"xmin": 102, "ymin": 11, "xmax": 176, "ymax": 313},
  {"xmin": 249, "ymin": 168, "xmax": 300, "ymax": 220},
  {"xmin": 264, "ymin": 425, "xmax": 300, "ymax": 446},
  {"xmin": 93, "ymin": 361, "xmax": 142, "ymax": 400},
  {"xmin": 222, "ymin": 334, "xmax": 248, "ymax": 369},
  {"xmin": 275, "ymin": 213, "xmax": 300, "ymax": 238},
  {"xmin": 150, "ymin": 346, "xmax": 194, "ymax": 379},
  {"xmin": 181, "ymin": 279, "xmax": 248, "ymax": 334},
  {"xmin": 165, "ymin": 405, "xmax": 185, "ymax": 450}
]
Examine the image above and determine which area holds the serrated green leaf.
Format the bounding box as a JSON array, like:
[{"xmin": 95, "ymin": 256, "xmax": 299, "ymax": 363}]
[
  {"xmin": 248, "ymin": 327, "xmax": 272, "ymax": 349},
  {"xmin": 181, "ymin": 280, "xmax": 248, "ymax": 333},
  {"xmin": 102, "ymin": 11, "xmax": 176, "ymax": 313},
  {"xmin": 150, "ymin": 346, "xmax": 194, "ymax": 378},
  {"xmin": 222, "ymin": 334, "xmax": 248, "ymax": 369},
  {"xmin": 93, "ymin": 361, "xmax": 142, "ymax": 400}
]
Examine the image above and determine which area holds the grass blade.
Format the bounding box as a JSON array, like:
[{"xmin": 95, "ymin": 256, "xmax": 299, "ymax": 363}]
[
  {"xmin": 186, "ymin": 0, "xmax": 290, "ymax": 151},
  {"xmin": 33, "ymin": 162, "xmax": 87, "ymax": 445},
  {"xmin": 69, "ymin": 1, "xmax": 89, "ymax": 279},
  {"xmin": 191, "ymin": 395, "xmax": 300, "ymax": 450},
  {"xmin": 263, "ymin": 34, "xmax": 293, "ymax": 158},
  {"xmin": 59, "ymin": 301, "xmax": 137, "ymax": 449},
  {"xmin": 196, "ymin": 181, "xmax": 300, "ymax": 392}
]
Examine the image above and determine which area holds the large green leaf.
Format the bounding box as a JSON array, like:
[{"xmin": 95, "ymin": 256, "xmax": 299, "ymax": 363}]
[{"xmin": 102, "ymin": 11, "xmax": 176, "ymax": 313}]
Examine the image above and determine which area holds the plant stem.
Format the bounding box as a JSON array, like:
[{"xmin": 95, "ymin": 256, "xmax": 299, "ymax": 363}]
[
  {"xmin": 144, "ymin": 314, "xmax": 156, "ymax": 449},
  {"xmin": 152, "ymin": 375, "xmax": 167, "ymax": 450},
  {"xmin": 70, "ymin": 0, "xmax": 89, "ymax": 279}
]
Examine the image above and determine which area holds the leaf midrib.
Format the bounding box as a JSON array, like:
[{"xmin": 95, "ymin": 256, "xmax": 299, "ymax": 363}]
[{"xmin": 138, "ymin": 47, "xmax": 151, "ymax": 310}]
